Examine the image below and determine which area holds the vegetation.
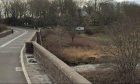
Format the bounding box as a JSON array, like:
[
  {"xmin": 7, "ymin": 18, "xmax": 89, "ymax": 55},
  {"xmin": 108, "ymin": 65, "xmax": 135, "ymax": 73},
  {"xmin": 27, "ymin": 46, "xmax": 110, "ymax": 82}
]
[
  {"xmin": 106, "ymin": 18, "xmax": 140, "ymax": 84},
  {"xmin": 0, "ymin": 0, "xmax": 139, "ymax": 84},
  {"xmin": 0, "ymin": 0, "xmax": 124, "ymax": 27},
  {"xmin": 0, "ymin": 24, "xmax": 7, "ymax": 32},
  {"xmin": 41, "ymin": 27, "xmax": 108, "ymax": 66}
]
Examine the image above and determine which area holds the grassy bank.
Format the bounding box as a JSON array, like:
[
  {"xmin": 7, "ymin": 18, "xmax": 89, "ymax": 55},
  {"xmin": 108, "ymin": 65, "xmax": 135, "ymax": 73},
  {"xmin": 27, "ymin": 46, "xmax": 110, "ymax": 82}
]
[{"xmin": 41, "ymin": 27, "xmax": 111, "ymax": 66}]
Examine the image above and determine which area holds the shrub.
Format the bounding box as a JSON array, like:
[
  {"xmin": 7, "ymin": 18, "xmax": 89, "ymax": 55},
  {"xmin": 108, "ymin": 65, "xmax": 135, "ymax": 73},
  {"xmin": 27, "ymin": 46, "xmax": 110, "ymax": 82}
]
[
  {"xmin": 85, "ymin": 26, "xmax": 105, "ymax": 35},
  {"xmin": 85, "ymin": 29, "xmax": 94, "ymax": 35},
  {"xmin": 41, "ymin": 27, "xmax": 106, "ymax": 66},
  {"xmin": 0, "ymin": 24, "xmax": 7, "ymax": 32}
]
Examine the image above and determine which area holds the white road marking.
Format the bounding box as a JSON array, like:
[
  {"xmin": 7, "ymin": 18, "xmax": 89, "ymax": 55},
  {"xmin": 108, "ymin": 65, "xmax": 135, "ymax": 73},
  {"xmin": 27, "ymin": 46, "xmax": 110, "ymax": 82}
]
[{"xmin": 0, "ymin": 31, "xmax": 28, "ymax": 48}]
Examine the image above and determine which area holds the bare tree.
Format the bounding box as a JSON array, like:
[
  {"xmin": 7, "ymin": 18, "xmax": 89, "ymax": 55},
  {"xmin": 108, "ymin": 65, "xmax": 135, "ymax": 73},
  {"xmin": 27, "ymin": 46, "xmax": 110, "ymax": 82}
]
[
  {"xmin": 0, "ymin": 3, "xmax": 2, "ymax": 21},
  {"xmin": 28, "ymin": 0, "xmax": 49, "ymax": 27},
  {"xmin": 59, "ymin": 0, "xmax": 78, "ymax": 43},
  {"xmin": 1, "ymin": 0, "xmax": 11, "ymax": 18},
  {"xmin": 99, "ymin": 2, "xmax": 116, "ymax": 25},
  {"xmin": 122, "ymin": 2, "xmax": 140, "ymax": 19},
  {"xmin": 107, "ymin": 18, "xmax": 140, "ymax": 84},
  {"xmin": 46, "ymin": 0, "xmax": 58, "ymax": 26}
]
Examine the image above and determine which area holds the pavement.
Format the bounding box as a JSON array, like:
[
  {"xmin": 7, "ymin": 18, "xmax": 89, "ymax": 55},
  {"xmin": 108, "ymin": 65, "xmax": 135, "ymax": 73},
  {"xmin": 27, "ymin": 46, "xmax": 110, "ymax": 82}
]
[
  {"xmin": 23, "ymin": 53, "xmax": 52, "ymax": 84},
  {"xmin": 0, "ymin": 27, "xmax": 34, "ymax": 83}
]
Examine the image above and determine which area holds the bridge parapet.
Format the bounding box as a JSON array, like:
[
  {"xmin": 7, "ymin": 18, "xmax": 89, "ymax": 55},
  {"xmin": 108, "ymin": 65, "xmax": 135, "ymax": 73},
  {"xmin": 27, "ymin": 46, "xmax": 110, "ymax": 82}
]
[
  {"xmin": 25, "ymin": 31, "xmax": 37, "ymax": 54},
  {"xmin": 25, "ymin": 31, "xmax": 92, "ymax": 84}
]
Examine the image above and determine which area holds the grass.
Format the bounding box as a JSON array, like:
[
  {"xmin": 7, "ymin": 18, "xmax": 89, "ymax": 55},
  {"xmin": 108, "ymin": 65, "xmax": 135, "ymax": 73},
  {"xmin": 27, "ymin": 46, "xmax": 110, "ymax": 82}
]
[
  {"xmin": 41, "ymin": 27, "xmax": 111, "ymax": 66},
  {"xmin": 78, "ymin": 68, "xmax": 140, "ymax": 84},
  {"xmin": 63, "ymin": 47, "xmax": 100, "ymax": 59},
  {"xmin": 79, "ymin": 69, "xmax": 114, "ymax": 84},
  {"xmin": 81, "ymin": 34, "xmax": 110, "ymax": 42}
]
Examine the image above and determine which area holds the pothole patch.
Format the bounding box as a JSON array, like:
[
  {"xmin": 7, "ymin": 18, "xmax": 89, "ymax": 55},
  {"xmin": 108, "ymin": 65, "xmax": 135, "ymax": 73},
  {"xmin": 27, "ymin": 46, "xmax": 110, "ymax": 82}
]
[{"xmin": 15, "ymin": 67, "xmax": 23, "ymax": 72}]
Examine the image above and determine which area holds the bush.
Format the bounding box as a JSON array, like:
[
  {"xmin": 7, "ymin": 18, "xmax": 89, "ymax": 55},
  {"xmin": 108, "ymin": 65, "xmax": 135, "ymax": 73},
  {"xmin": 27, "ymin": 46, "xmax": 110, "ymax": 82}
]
[
  {"xmin": 85, "ymin": 26, "xmax": 105, "ymax": 35},
  {"xmin": 85, "ymin": 29, "xmax": 94, "ymax": 35},
  {"xmin": 0, "ymin": 24, "xmax": 7, "ymax": 32},
  {"xmin": 41, "ymin": 27, "xmax": 105, "ymax": 66}
]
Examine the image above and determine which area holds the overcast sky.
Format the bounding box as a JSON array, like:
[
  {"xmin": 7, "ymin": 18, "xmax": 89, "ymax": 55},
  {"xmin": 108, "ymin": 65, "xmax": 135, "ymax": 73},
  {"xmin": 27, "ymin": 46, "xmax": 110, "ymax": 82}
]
[
  {"xmin": 0, "ymin": 0, "xmax": 140, "ymax": 4},
  {"xmin": 116, "ymin": 0, "xmax": 140, "ymax": 3}
]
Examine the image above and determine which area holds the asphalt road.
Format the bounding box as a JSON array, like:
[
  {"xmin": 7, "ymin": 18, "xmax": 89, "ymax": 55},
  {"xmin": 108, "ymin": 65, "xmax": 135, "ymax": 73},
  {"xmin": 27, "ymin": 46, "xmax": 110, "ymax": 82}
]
[{"xmin": 0, "ymin": 27, "xmax": 34, "ymax": 83}]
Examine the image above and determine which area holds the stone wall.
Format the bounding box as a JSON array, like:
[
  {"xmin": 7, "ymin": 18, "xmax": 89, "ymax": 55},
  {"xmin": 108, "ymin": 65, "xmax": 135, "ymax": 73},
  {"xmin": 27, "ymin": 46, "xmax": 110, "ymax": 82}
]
[
  {"xmin": 0, "ymin": 29, "xmax": 13, "ymax": 38},
  {"xmin": 32, "ymin": 42, "xmax": 91, "ymax": 84},
  {"xmin": 25, "ymin": 31, "xmax": 37, "ymax": 54},
  {"xmin": 25, "ymin": 31, "xmax": 91, "ymax": 84}
]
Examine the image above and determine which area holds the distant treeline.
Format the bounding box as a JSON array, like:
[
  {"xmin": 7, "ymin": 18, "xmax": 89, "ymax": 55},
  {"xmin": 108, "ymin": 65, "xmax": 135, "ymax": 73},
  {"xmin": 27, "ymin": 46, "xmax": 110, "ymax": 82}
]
[{"xmin": 0, "ymin": 0, "xmax": 139, "ymax": 28}]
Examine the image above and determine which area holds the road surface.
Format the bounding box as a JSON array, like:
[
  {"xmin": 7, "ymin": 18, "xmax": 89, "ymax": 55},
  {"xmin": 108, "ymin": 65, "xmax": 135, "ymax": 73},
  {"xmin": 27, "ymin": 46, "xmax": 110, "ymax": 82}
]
[{"xmin": 0, "ymin": 27, "xmax": 34, "ymax": 83}]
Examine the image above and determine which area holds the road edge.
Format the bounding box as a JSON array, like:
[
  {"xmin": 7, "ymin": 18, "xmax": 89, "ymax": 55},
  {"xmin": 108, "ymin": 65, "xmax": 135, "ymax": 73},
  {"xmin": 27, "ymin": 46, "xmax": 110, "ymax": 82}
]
[{"xmin": 20, "ymin": 44, "xmax": 32, "ymax": 84}]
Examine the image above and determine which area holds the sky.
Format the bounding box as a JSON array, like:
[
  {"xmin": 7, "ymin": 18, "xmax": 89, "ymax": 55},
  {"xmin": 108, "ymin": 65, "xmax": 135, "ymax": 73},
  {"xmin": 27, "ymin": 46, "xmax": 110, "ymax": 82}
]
[
  {"xmin": 0, "ymin": 0, "xmax": 140, "ymax": 4},
  {"xmin": 116, "ymin": 0, "xmax": 140, "ymax": 3}
]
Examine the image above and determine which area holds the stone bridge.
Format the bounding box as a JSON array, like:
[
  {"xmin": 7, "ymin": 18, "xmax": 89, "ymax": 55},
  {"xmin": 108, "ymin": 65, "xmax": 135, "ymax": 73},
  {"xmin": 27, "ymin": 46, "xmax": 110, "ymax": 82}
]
[{"xmin": 0, "ymin": 27, "xmax": 91, "ymax": 84}]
